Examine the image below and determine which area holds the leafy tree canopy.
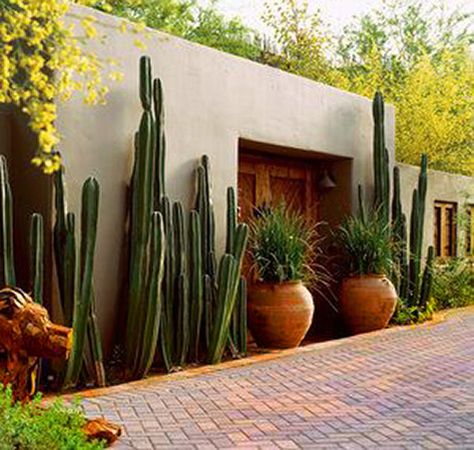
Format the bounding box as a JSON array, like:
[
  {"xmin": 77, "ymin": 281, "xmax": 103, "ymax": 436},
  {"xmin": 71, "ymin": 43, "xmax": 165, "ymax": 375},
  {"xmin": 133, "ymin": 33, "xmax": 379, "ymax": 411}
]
[{"xmin": 94, "ymin": 0, "xmax": 261, "ymax": 60}]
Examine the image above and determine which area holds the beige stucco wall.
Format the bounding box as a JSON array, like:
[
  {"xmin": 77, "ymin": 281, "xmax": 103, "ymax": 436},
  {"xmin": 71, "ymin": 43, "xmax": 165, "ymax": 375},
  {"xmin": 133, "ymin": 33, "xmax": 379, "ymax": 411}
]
[
  {"xmin": 56, "ymin": 5, "xmax": 396, "ymax": 349},
  {"xmin": 398, "ymin": 163, "xmax": 474, "ymax": 256}
]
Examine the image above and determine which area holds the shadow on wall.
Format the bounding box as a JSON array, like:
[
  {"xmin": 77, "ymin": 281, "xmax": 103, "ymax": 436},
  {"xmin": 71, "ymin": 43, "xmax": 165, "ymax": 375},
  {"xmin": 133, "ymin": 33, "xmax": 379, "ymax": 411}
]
[{"xmin": 0, "ymin": 105, "xmax": 53, "ymax": 308}]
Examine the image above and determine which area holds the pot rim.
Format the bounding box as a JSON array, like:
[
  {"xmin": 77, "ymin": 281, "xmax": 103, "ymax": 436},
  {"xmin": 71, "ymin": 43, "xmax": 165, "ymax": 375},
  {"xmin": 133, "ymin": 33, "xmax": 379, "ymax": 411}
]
[
  {"xmin": 250, "ymin": 280, "xmax": 304, "ymax": 287},
  {"xmin": 344, "ymin": 273, "xmax": 387, "ymax": 280}
]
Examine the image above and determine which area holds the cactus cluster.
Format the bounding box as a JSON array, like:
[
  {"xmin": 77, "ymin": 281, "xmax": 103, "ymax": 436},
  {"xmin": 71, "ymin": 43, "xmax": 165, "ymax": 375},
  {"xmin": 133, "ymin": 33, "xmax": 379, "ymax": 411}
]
[
  {"xmin": 53, "ymin": 168, "xmax": 105, "ymax": 388},
  {"xmin": 126, "ymin": 56, "xmax": 249, "ymax": 377},
  {"xmin": 371, "ymin": 91, "xmax": 434, "ymax": 309},
  {"xmin": 391, "ymin": 154, "xmax": 433, "ymax": 308}
]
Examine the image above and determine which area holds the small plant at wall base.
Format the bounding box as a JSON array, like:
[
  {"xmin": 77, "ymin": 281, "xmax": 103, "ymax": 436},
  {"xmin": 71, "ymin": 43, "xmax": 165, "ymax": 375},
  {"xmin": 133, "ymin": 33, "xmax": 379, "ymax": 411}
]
[
  {"xmin": 247, "ymin": 205, "xmax": 317, "ymax": 349},
  {"xmin": 432, "ymin": 259, "xmax": 474, "ymax": 310},
  {"xmin": 0, "ymin": 385, "xmax": 105, "ymax": 450}
]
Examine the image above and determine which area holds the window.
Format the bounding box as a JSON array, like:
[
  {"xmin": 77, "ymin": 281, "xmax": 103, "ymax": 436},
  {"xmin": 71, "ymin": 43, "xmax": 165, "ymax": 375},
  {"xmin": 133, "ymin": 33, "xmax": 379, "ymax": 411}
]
[
  {"xmin": 467, "ymin": 205, "xmax": 474, "ymax": 257},
  {"xmin": 434, "ymin": 202, "xmax": 457, "ymax": 257}
]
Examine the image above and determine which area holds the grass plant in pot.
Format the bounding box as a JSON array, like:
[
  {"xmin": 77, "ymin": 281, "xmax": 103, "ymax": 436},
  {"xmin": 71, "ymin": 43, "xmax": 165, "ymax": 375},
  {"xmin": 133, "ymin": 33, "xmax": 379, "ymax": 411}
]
[
  {"xmin": 337, "ymin": 210, "xmax": 397, "ymax": 334},
  {"xmin": 247, "ymin": 205, "xmax": 316, "ymax": 349}
]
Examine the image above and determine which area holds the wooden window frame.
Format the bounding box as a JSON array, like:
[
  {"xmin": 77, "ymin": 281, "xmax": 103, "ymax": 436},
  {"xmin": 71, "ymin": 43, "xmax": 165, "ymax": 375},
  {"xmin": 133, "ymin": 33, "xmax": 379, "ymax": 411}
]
[
  {"xmin": 434, "ymin": 201, "xmax": 458, "ymax": 258},
  {"xmin": 466, "ymin": 204, "xmax": 474, "ymax": 257}
]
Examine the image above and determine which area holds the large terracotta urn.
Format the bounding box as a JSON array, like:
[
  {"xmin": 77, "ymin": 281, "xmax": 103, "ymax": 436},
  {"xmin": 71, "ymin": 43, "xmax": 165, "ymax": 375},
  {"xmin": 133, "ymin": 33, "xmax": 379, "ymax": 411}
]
[
  {"xmin": 248, "ymin": 281, "xmax": 314, "ymax": 349},
  {"xmin": 340, "ymin": 274, "xmax": 397, "ymax": 335}
]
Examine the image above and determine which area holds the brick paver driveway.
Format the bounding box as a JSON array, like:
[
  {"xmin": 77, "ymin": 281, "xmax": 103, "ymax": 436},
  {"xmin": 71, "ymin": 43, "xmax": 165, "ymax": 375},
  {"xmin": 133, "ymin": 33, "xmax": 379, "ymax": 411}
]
[{"xmin": 82, "ymin": 309, "xmax": 474, "ymax": 449}]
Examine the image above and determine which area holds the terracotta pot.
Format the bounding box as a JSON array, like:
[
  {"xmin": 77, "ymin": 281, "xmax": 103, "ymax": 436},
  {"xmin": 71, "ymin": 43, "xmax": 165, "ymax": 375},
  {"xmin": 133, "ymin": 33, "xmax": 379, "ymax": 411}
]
[
  {"xmin": 248, "ymin": 281, "xmax": 314, "ymax": 349},
  {"xmin": 340, "ymin": 274, "xmax": 397, "ymax": 335}
]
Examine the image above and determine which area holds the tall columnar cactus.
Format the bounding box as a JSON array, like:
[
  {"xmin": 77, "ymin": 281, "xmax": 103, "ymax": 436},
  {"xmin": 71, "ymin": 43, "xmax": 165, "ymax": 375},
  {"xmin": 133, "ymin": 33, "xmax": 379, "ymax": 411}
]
[
  {"xmin": 135, "ymin": 212, "xmax": 166, "ymax": 378},
  {"xmin": 64, "ymin": 177, "xmax": 100, "ymax": 387},
  {"xmin": 153, "ymin": 78, "xmax": 166, "ymax": 207},
  {"xmin": 125, "ymin": 55, "xmax": 155, "ymax": 370},
  {"xmin": 53, "ymin": 169, "xmax": 105, "ymax": 388},
  {"xmin": 407, "ymin": 154, "xmax": 428, "ymax": 306},
  {"xmin": 188, "ymin": 210, "xmax": 203, "ymax": 362},
  {"xmin": 372, "ymin": 91, "xmax": 390, "ymax": 226},
  {"xmin": 159, "ymin": 196, "xmax": 174, "ymax": 372},
  {"xmin": 29, "ymin": 214, "xmax": 44, "ymax": 304},
  {"xmin": 207, "ymin": 223, "xmax": 249, "ymax": 364},
  {"xmin": 419, "ymin": 245, "xmax": 434, "ymax": 308},
  {"xmin": 372, "ymin": 92, "xmax": 433, "ymax": 311},
  {"xmin": 0, "ymin": 156, "xmax": 15, "ymax": 286},
  {"xmin": 173, "ymin": 202, "xmax": 189, "ymax": 366}
]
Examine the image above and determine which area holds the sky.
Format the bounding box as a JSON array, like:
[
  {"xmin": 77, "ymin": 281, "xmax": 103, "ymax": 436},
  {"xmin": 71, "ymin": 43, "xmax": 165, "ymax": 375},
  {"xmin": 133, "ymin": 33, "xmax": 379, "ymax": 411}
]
[{"xmin": 202, "ymin": 0, "xmax": 473, "ymax": 34}]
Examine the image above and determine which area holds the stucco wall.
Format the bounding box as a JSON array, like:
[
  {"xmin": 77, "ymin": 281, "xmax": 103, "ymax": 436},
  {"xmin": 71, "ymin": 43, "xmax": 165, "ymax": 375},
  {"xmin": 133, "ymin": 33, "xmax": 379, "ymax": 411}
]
[
  {"xmin": 57, "ymin": 5, "xmax": 395, "ymax": 350},
  {"xmin": 398, "ymin": 163, "xmax": 474, "ymax": 256}
]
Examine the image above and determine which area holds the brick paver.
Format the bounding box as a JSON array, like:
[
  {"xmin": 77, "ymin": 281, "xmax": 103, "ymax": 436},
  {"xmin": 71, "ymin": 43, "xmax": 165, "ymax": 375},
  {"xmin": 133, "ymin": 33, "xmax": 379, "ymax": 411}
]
[{"xmin": 82, "ymin": 309, "xmax": 474, "ymax": 449}]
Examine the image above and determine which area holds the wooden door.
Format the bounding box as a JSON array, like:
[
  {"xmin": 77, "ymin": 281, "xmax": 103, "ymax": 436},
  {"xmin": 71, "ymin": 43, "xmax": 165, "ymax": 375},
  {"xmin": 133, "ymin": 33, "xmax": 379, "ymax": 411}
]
[{"xmin": 238, "ymin": 153, "xmax": 319, "ymax": 223}]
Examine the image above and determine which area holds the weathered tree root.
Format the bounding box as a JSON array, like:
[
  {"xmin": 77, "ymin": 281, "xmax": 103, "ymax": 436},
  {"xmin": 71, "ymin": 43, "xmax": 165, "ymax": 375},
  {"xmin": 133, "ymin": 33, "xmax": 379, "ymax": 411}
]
[
  {"xmin": 0, "ymin": 287, "xmax": 122, "ymax": 446},
  {"xmin": 84, "ymin": 418, "xmax": 122, "ymax": 445}
]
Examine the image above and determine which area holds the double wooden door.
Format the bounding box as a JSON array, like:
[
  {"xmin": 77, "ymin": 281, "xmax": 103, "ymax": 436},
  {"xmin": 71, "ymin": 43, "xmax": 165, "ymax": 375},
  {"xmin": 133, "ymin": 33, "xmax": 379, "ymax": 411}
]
[{"xmin": 238, "ymin": 153, "xmax": 319, "ymax": 224}]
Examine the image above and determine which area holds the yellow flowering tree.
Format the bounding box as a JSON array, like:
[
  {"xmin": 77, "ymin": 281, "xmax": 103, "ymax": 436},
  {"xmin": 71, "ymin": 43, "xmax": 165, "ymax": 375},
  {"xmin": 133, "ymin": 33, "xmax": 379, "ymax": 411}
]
[{"xmin": 0, "ymin": 0, "xmax": 129, "ymax": 173}]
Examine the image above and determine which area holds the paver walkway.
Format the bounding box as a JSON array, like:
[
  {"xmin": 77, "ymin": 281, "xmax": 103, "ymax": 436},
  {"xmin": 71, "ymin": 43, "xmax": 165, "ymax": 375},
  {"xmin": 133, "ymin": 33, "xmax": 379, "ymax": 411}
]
[{"xmin": 82, "ymin": 309, "xmax": 474, "ymax": 449}]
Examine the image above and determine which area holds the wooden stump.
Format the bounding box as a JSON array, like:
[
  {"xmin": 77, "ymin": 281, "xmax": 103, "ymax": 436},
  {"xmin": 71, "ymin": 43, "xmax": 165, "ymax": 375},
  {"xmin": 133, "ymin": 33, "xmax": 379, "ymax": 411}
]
[{"xmin": 0, "ymin": 287, "xmax": 121, "ymax": 446}]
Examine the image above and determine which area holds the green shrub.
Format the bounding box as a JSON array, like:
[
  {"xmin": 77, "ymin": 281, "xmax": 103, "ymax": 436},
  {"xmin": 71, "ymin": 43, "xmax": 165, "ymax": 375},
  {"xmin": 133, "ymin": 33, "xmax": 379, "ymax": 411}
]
[
  {"xmin": 0, "ymin": 385, "xmax": 105, "ymax": 450},
  {"xmin": 249, "ymin": 204, "xmax": 317, "ymax": 283},
  {"xmin": 337, "ymin": 210, "xmax": 393, "ymax": 276},
  {"xmin": 432, "ymin": 258, "xmax": 474, "ymax": 310},
  {"xmin": 391, "ymin": 297, "xmax": 436, "ymax": 325}
]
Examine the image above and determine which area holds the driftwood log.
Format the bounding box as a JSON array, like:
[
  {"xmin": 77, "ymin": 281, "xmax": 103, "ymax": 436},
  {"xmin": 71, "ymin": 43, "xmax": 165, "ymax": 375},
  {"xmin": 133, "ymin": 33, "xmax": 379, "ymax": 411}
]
[
  {"xmin": 0, "ymin": 287, "xmax": 72, "ymax": 401},
  {"xmin": 0, "ymin": 287, "xmax": 121, "ymax": 445}
]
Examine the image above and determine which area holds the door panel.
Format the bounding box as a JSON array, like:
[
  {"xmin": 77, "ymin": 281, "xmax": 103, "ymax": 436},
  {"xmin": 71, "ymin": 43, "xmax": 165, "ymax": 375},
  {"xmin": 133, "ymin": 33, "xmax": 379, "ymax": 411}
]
[{"xmin": 238, "ymin": 153, "xmax": 319, "ymax": 223}]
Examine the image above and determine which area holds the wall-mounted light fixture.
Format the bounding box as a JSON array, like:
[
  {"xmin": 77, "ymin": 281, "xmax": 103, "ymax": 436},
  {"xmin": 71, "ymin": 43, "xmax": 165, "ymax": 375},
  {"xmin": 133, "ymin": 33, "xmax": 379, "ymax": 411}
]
[{"xmin": 318, "ymin": 169, "xmax": 337, "ymax": 191}]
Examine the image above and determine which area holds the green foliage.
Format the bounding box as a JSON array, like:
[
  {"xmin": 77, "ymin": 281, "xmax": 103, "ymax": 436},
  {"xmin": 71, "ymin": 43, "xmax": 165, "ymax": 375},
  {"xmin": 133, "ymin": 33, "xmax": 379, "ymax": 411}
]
[
  {"xmin": 250, "ymin": 205, "xmax": 316, "ymax": 283},
  {"xmin": 261, "ymin": 0, "xmax": 335, "ymax": 83},
  {"xmin": 99, "ymin": 0, "xmax": 260, "ymax": 60},
  {"xmin": 335, "ymin": 0, "xmax": 473, "ymax": 175},
  {"xmin": 338, "ymin": 210, "xmax": 393, "ymax": 276},
  {"xmin": 432, "ymin": 258, "xmax": 474, "ymax": 310},
  {"xmin": 391, "ymin": 297, "xmax": 436, "ymax": 325},
  {"xmin": 0, "ymin": 385, "xmax": 104, "ymax": 450}
]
